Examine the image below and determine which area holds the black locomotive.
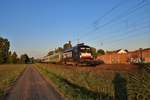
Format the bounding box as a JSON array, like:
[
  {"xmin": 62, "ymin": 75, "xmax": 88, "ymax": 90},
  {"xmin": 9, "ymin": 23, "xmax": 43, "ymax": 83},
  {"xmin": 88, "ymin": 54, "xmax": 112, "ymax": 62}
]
[{"xmin": 63, "ymin": 43, "xmax": 97, "ymax": 65}]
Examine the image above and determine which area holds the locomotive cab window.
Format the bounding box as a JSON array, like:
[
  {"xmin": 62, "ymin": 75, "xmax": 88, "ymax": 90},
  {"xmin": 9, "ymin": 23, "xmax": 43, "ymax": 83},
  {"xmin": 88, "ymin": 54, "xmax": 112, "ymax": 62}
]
[{"xmin": 80, "ymin": 47, "xmax": 91, "ymax": 53}]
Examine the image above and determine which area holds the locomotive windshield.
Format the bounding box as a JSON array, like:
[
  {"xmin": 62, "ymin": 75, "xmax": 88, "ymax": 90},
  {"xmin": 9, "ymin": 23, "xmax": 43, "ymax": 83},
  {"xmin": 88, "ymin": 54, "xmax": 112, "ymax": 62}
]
[
  {"xmin": 80, "ymin": 47, "xmax": 91, "ymax": 53},
  {"xmin": 80, "ymin": 46, "xmax": 93, "ymax": 59}
]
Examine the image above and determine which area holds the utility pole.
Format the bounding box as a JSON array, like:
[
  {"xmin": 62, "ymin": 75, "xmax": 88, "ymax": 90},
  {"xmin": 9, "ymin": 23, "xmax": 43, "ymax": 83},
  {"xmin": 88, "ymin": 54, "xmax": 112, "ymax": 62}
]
[
  {"xmin": 77, "ymin": 32, "xmax": 80, "ymax": 44},
  {"xmin": 77, "ymin": 38, "xmax": 80, "ymax": 44},
  {"xmin": 139, "ymin": 48, "xmax": 143, "ymax": 63}
]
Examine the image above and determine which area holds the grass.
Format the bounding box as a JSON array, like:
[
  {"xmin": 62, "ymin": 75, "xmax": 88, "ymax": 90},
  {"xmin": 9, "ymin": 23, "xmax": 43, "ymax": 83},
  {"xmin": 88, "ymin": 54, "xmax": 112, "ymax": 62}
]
[
  {"xmin": 36, "ymin": 64, "xmax": 116, "ymax": 100},
  {"xmin": 36, "ymin": 63, "xmax": 150, "ymax": 100},
  {"xmin": 127, "ymin": 64, "xmax": 150, "ymax": 100},
  {"xmin": 0, "ymin": 64, "xmax": 26, "ymax": 99}
]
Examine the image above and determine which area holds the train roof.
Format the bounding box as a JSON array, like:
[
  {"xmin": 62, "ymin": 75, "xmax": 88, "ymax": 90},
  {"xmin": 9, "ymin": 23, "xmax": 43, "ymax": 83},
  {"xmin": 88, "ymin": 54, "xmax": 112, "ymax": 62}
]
[
  {"xmin": 63, "ymin": 43, "xmax": 91, "ymax": 53},
  {"xmin": 63, "ymin": 48, "xmax": 74, "ymax": 52},
  {"xmin": 76, "ymin": 43, "xmax": 91, "ymax": 48}
]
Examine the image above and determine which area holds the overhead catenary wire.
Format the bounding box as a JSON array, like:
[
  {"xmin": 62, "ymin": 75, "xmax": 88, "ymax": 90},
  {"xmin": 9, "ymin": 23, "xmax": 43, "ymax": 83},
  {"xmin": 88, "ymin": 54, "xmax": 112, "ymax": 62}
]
[
  {"xmin": 89, "ymin": 21, "xmax": 150, "ymax": 44},
  {"xmin": 93, "ymin": 0, "xmax": 126, "ymax": 29},
  {"xmin": 102, "ymin": 30, "xmax": 150, "ymax": 49},
  {"xmin": 91, "ymin": 30, "xmax": 150, "ymax": 50},
  {"xmin": 94, "ymin": 1, "xmax": 150, "ymax": 30},
  {"xmin": 74, "ymin": 0, "xmax": 150, "ymax": 42},
  {"xmin": 83, "ymin": 18, "xmax": 150, "ymax": 42},
  {"xmin": 90, "ymin": 25, "xmax": 150, "ymax": 48},
  {"xmin": 72, "ymin": 0, "xmax": 126, "ymax": 42},
  {"xmin": 105, "ymin": 25, "xmax": 150, "ymax": 43}
]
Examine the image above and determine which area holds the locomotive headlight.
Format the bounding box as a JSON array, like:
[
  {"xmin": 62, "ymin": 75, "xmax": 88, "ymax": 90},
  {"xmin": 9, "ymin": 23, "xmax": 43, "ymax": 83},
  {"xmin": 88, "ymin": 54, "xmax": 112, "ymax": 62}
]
[{"xmin": 80, "ymin": 53, "xmax": 92, "ymax": 58}]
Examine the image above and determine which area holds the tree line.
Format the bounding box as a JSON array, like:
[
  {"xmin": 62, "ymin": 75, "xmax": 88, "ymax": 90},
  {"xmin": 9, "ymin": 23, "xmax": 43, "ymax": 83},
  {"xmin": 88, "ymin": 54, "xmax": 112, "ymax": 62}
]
[{"xmin": 0, "ymin": 37, "xmax": 33, "ymax": 64}]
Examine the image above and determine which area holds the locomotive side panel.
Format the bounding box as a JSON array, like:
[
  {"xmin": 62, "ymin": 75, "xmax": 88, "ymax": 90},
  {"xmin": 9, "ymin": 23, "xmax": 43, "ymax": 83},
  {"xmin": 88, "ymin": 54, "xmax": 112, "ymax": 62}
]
[
  {"xmin": 63, "ymin": 49, "xmax": 77, "ymax": 65},
  {"xmin": 49, "ymin": 52, "xmax": 63, "ymax": 63}
]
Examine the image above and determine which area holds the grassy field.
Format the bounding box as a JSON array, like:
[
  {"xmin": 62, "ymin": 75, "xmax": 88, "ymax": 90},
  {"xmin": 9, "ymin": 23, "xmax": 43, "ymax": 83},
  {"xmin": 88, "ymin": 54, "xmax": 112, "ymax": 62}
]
[
  {"xmin": 127, "ymin": 64, "xmax": 150, "ymax": 100},
  {"xmin": 36, "ymin": 63, "xmax": 150, "ymax": 100},
  {"xmin": 0, "ymin": 64, "xmax": 26, "ymax": 99}
]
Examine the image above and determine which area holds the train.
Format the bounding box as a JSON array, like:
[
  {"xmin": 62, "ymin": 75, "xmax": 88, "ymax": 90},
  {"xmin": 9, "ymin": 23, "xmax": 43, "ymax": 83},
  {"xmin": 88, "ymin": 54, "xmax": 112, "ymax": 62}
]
[{"xmin": 42, "ymin": 43, "xmax": 100, "ymax": 66}]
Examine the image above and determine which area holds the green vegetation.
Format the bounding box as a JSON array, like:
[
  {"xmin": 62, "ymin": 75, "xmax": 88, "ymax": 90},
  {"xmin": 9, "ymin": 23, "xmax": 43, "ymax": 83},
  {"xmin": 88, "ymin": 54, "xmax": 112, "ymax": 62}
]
[
  {"xmin": 97, "ymin": 49, "xmax": 105, "ymax": 56},
  {"xmin": 91, "ymin": 47, "xmax": 97, "ymax": 58},
  {"xmin": 63, "ymin": 41, "xmax": 72, "ymax": 50},
  {"xmin": 0, "ymin": 64, "xmax": 26, "ymax": 99},
  {"xmin": 127, "ymin": 64, "xmax": 150, "ymax": 100},
  {"xmin": 7, "ymin": 51, "xmax": 19, "ymax": 64},
  {"xmin": 36, "ymin": 63, "xmax": 150, "ymax": 100},
  {"xmin": 36, "ymin": 64, "xmax": 115, "ymax": 100},
  {"xmin": 0, "ymin": 37, "xmax": 10, "ymax": 64},
  {"xmin": 20, "ymin": 54, "xmax": 30, "ymax": 64},
  {"xmin": 0, "ymin": 36, "xmax": 32, "ymax": 64}
]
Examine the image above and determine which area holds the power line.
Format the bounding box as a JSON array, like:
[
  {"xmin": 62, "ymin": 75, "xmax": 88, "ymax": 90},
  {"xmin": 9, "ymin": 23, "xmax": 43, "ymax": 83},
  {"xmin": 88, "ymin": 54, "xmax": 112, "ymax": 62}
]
[
  {"xmin": 93, "ymin": 26, "xmax": 150, "ymax": 48},
  {"xmin": 93, "ymin": 0, "xmax": 125, "ymax": 29},
  {"xmin": 92, "ymin": 30, "xmax": 150, "ymax": 50},
  {"xmin": 90, "ymin": 21, "xmax": 150, "ymax": 43},
  {"xmin": 88, "ymin": 22, "xmax": 150, "ymax": 48},
  {"xmin": 83, "ymin": 18, "xmax": 150, "ymax": 42},
  {"xmin": 94, "ymin": 1, "xmax": 150, "ymax": 31},
  {"xmin": 75, "ymin": 0, "xmax": 150, "ymax": 42},
  {"xmin": 104, "ymin": 31, "xmax": 150, "ymax": 49},
  {"xmin": 110, "ymin": 30, "xmax": 149, "ymax": 44},
  {"xmin": 72, "ymin": 0, "xmax": 126, "ymax": 42}
]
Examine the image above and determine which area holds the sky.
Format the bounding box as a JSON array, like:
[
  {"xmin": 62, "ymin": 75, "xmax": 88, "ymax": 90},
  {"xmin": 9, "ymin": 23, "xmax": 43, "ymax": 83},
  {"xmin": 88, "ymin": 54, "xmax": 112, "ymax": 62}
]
[{"xmin": 0, "ymin": 0, "xmax": 150, "ymax": 58}]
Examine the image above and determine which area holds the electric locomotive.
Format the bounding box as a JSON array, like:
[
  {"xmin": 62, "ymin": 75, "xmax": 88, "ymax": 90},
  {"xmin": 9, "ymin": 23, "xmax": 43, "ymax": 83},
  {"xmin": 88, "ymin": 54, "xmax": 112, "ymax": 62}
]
[{"xmin": 63, "ymin": 43, "xmax": 97, "ymax": 65}]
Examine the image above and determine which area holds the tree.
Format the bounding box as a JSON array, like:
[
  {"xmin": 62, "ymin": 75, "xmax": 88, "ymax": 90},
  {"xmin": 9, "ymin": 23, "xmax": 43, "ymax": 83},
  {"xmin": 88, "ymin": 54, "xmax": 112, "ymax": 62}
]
[
  {"xmin": 34, "ymin": 58, "xmax": 42, "ymax": 63},
  {"xmin": 97, "ymin": 49, "xmax": 105, "ymax": 55},
  {"xmin": 63, "ymin": 41, "xmax": 72, "ymax": 50},
  {"xmin": 7, "ymin": 51, "xmax": 18, "ymax": 64},
  {"xmin": 7, "ymin": 51, "xmax": 12, "ymax": 63},
  {"xmin": 11, "ymin": 52, "xmax": 18, "ymax": 64},
  {"xmin": 29, "ymin": 57, "xmax": 34, "ymax": 63},
  {"xmin": 55, "ymin": 47, "xmax": 63, "ymax": 53},
  {"xmin": 47, "ymin": 51, "xmax": 54, "ymax": 56},
  {"xmin": 0, "ymin": 37, "xmax": 10, "ymax": 64},
  {"xmin": 91, "ymin": 47, "xmax": 97, "ymax": 58},
  {"xmin": 20, "ymin": 54, "xmax": 30, "ymax": 64}
]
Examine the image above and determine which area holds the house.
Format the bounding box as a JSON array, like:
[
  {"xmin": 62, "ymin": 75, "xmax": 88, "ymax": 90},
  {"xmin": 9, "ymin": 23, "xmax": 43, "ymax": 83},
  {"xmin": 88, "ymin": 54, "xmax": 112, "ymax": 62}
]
[
  {"xmin": 96, "ymin": 48, "xmax": 150, "ymax": 64},
  {"xmin": 118, "ymin": 49, "xmax": 128, "ymax": 54}
]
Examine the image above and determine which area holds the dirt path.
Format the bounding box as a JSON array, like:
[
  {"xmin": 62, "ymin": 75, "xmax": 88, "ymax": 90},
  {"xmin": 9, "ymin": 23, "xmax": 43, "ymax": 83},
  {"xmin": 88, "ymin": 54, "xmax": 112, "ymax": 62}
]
[{"xmin": 5, "ymin": 65, "xmax": 64, "ymax": 100}]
